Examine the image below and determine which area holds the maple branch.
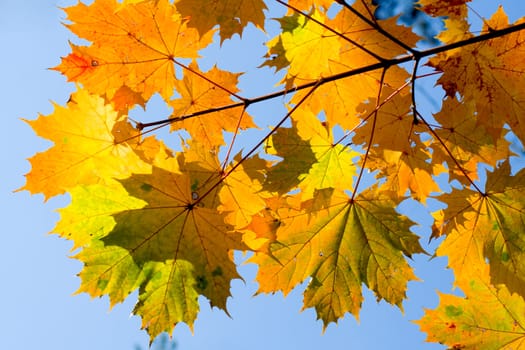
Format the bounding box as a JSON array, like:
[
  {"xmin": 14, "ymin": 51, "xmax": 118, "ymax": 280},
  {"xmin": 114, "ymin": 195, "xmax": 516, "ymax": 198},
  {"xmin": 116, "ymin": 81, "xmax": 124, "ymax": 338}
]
[
  {"xmin": 137, "ymin": 21, "xmax": 525, "ymax": 131},
  {"xmin": 137, "ymin": 101, "xmax": 244, "ymax": 130}
]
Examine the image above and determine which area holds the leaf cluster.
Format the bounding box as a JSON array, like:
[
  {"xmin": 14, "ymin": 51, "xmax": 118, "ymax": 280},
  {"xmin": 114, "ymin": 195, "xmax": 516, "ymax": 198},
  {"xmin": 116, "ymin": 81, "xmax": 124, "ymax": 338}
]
[{"xmin": 20, "ymin": 0, "xmax": 525, "ymax": 348}]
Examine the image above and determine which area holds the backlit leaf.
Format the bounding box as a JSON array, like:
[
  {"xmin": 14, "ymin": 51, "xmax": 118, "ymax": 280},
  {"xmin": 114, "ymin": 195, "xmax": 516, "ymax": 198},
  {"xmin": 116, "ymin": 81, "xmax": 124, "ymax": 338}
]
[
  {"xmin": 170, "ymin": 63, "xmax": 256, "ymax": 148},
  {"xmin": 416, "ymin": 267, "xmax": 525, "ymax": 350},
  {"xmin": 55, "ymin": 157, "xmax": 247, "ymax": 340},
  {"xmin": 252, "ymin": 188, "xmax": 424, "ymax": 326},
  {"xmin": 429, "ymin": 7, "xmax": 525, "ymax": 142},
  {"xmin": 435, "ymin": 163, "xmax": 525, "ymax": 296},
  {"xmin": 21, "ymin": 89, "xmax": 151, "ymax": 199},
  {"xmin": 55, "ymin": 0, "xmax": 213, "ymax": 102}
]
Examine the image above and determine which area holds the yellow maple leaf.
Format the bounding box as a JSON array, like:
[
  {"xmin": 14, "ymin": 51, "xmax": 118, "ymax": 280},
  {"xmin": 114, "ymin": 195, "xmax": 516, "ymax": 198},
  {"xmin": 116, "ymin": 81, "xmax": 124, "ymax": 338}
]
[
  {"xmin": 170, "ymin": 63, "xmax": 256, "ymax": 148},
  {"xmin": 293, "ymin": 110, "xmax": 360, "ymax": 199},
  {"xmin": 353, "ymin": 86, "xmax": 415, "ymax": 153},
  {"xmin": 20, "ymin": 88, "xmax": 151, "ymax": 199},
  {"xmin": 272, "ymin": 10, "xmax": 341, "ymax": 83},
  {"xmin": 58, "ymin": 155, "xmax": 247, "ymax": 339},
  {"xmin": 352, "ymin": 87, "xmax": 442, "ymax": 200},
  {"xmin": 371, "ymin": 148, "xmax": 441, "ymax": 201},
  {"xmin": 431, "ymin": 97, "xmax": 510, "ymax": 185},
  {"xmin": 435, "ymin": 162, "xmax": 525, "ymax": 296}
]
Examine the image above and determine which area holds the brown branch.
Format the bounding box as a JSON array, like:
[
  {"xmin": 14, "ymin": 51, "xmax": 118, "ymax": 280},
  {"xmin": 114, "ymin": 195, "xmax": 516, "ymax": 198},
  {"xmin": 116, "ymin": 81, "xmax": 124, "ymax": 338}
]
[{"xmin": 137, "ymin": 20, "xmax": 525, "ymax": 131}]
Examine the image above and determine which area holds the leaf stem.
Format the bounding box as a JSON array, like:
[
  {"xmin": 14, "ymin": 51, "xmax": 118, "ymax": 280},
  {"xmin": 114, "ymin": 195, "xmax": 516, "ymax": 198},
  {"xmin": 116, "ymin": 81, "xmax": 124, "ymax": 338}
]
[{"xmin": 351, "ymin": 68, "xmax": 388, "ymax": 201}]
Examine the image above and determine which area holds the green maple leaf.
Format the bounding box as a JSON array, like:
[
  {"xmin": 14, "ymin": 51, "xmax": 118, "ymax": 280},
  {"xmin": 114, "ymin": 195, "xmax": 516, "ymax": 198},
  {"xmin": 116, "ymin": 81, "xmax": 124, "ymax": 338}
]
[{"xmin": 55, "ymin": 160, "xmax": 247, "ymax": 340}]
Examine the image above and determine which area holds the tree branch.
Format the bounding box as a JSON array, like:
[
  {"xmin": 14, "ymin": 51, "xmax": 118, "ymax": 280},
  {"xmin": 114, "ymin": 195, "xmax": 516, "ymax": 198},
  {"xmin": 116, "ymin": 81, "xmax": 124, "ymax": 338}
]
[{"xmin": 137, "ymin": 21, "xmax": 525, "ymax": 131}]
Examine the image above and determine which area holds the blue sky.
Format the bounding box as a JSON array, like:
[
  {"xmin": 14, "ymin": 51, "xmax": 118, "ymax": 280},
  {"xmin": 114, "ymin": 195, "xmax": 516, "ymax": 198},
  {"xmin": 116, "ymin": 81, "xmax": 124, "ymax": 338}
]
[{"xmin": 2, "ymin": 1, "xmax": 524, "ymax": 349}]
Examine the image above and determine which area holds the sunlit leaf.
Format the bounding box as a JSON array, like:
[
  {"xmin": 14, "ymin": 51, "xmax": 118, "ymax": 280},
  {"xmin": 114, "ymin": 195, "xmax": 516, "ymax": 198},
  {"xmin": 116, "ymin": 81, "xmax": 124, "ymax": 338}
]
[
  {"xmin": 21, "ymin": 89, "xmax": 151, "ymax": 199},
  {"xmin": 252, "ymin": 188, "xmax": 424, "ymax": 326}
]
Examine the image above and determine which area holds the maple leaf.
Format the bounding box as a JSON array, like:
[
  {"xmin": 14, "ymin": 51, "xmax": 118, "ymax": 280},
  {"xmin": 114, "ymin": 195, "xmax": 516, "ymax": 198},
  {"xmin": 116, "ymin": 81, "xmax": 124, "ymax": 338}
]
[
  {"xmin": 416, "ymin": 267, "xmax": 525, "ymax": 350},
  {"xmin": 109, "ymin": 167, "xmax": 246, "ymax": 301},
  {"xmin": 251, "ymin": 188, "xmax": 424, "ymax": 326},
  {"xmin": 169, "ymin": 63, "xmax": 256, "ymax": 148},
  {"xmin": 368, "ymin": 148, "xmax": 442, "ymax": 201},
  {"xmin": 176, "ymin": 0, "xmax": 266, "ymax": 42},
  {"xmin": 429, "ymin": 7, "xmax": 525, "ymax": 142},
  {"xmin": 353, "ymin": 86, "xmax": 442, "ymax": 200},
  {"xmin": 353, "ymin": 86, "xmax": 416, "ymax": 153},
  {"xmin": 133, "ymin": 259, "xmax": 200, "ymax": 339},
  {"xmin": 264, "ymin": 110, "xmax": 359, "ymax": 199},
  {"xmin": 275, "ymin": 10, "xmax": 341, "ymax": 83},
  {"xmin": 56, "ymin": 157, "xmax": 247, "ymax": 339},
  {"xmin": 20, "ymin": 89, "xmax": 152, "ymax": 199},
  {"xmin": 292, "ymin": 110, "xmax": 360, "ymax": 199},
  {"xmin": 55, "ymin": 0, "xmax": 213, "ymax": 103},
  {"xmin": 434, "ymin": 162, "xmax": 525, "ymax": 297},
  {"xmin": 264, "ymin": 123, "xmax": 318, "ymax": 194},
  {"xmin": 431, "ymin": 97, "xmax": 510, "ymax": 185}
]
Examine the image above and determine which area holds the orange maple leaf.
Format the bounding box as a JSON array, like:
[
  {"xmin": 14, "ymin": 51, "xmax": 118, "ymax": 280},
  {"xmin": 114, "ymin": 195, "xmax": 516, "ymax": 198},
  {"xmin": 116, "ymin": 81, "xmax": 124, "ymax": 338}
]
[
  {"xmin": 55, "ymin": 0, "xmax": 213, "ymax": 104},
  {"xmin": 169, "ymin": 63, "xmax": 256, "ymax": 148}
]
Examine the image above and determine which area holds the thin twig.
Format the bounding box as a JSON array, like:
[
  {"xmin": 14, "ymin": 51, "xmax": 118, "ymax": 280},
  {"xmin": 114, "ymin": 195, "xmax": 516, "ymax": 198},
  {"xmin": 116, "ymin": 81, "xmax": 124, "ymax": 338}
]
[{"xmin": 351, "ymin": 68, "xmax": 388, "ymax": 201}]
